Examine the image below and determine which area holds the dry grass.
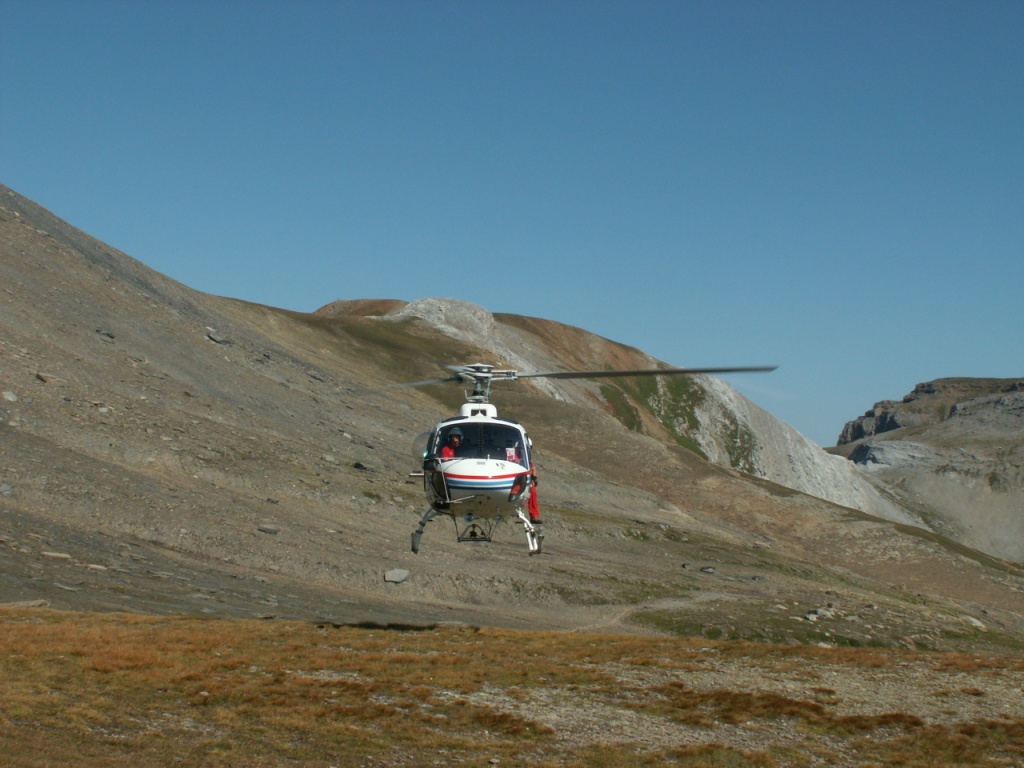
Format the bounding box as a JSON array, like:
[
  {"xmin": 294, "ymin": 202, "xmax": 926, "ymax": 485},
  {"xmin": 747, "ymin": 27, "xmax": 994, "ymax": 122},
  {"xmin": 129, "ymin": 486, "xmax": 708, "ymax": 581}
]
[{"xmin": 1, "ymin": 608, "xmax": 1022, "ymax": 767}]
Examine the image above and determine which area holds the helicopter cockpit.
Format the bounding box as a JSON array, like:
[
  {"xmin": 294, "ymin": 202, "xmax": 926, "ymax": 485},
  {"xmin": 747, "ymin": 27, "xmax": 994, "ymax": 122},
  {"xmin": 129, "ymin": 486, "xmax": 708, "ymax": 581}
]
[{"xmin": 429, "ymin": 421, "xmax": 530, "ymax": 466}]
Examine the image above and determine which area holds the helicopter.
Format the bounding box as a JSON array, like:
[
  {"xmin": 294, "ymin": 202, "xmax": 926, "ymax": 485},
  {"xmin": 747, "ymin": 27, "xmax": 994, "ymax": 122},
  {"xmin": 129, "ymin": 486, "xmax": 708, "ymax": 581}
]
[{"xmin": 405, "ymin": 362, "xmax": 776, "ymax": 555}]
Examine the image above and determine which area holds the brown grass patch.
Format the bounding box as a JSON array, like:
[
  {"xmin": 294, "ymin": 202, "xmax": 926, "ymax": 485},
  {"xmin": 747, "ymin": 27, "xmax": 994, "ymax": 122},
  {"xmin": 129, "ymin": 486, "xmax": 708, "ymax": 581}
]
[
  {"xmin": 1, "ymin": 609, "xmax": 1021, "ymax": 767},
  {"xmin": 644, "ymin": 682, "xmax": 925, "ymax": 734}
]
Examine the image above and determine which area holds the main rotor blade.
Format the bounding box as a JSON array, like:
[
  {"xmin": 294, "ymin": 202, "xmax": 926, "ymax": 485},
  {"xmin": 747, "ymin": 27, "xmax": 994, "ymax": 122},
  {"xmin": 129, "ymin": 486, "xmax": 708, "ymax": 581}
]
[
  {"xmin": 390, "ymin": 375, "xmax": 464, "ymax": 388},
  {"xmin": 517, "ymin": 365, "xmax": 777, "ymax": 380}
]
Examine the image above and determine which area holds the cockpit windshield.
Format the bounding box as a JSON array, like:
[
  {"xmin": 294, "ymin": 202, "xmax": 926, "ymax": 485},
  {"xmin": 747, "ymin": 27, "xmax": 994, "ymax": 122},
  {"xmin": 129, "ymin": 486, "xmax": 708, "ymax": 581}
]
[{"xmin": 434, "ymin": 422, "xmax": 528, "ymax": 466}]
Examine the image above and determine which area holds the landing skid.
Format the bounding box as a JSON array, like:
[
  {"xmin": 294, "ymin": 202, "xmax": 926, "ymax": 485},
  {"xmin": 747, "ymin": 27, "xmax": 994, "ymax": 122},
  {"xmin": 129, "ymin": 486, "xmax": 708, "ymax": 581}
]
[
  {"xmin": 411, "ymin": 508, "xmax": 439, "ymax": 554},
  {"xmin": 516, "ymin": 509, "xmax": 544, "ymax": 555}
]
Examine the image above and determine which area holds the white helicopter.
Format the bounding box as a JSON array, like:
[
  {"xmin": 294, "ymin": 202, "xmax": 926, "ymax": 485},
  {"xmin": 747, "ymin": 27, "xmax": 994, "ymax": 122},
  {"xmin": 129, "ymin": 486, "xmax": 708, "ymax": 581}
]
[{"xmin": 406, "ymin": 362, "xmax": 776, "ymax": 555}]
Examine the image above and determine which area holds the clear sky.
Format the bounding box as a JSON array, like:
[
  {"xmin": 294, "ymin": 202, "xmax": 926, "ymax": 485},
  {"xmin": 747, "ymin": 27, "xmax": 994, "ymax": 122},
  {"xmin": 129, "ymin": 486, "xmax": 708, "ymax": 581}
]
[{"xmin": 3, "ymin": 1, "xmax": 1022, "ymax": 446}]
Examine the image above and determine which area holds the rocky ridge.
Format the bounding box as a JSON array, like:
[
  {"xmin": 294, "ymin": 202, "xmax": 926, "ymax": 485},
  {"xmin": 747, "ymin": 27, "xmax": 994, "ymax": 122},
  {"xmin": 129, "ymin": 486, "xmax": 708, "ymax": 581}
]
[{"xmin": 837, "ymin": 378, "xmax": 1024, "ymax": 444}]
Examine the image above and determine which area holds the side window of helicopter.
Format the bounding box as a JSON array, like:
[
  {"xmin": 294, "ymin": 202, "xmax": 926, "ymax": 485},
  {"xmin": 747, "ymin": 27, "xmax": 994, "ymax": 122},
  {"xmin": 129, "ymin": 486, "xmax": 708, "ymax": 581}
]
[
  {"xmin": 517, "ymin": 435, "xmax": 530, "ymax": 466},
  {"xmin": 429, "ymin": 430, "xmax": 445, "ymax": 459}
]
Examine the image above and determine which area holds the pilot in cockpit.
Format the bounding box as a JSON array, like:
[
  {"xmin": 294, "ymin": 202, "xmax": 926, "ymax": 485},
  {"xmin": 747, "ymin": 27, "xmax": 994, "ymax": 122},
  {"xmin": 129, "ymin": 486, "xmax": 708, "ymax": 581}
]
[{"xmin": 441, "ymin": 427, "xmax": 463, "ymax": 459}]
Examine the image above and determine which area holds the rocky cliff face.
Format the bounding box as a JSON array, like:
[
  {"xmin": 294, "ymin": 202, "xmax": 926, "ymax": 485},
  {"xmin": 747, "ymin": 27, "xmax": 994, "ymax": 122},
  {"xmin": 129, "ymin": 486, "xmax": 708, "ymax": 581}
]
[
  {"xmin": 837, "ymin": 378, "xmax": 1023, "ymax": 445},
  {"xmin": 834, "ymin": 379, "xmax": 1024, "ymax": 563}
]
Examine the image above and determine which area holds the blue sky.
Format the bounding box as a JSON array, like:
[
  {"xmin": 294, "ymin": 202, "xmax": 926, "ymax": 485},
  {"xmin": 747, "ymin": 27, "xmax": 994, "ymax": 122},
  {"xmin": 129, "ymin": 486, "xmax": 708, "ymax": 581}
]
[{"xmin": 3, "ymin": 1, "xmax": 1022, "ymax": 446}]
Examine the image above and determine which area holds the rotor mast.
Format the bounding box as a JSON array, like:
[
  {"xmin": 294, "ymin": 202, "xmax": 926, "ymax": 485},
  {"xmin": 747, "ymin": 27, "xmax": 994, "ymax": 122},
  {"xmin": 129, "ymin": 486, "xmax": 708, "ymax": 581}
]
[{"xmin": 456, "ymin": 364, "xmax": 515, "ymax": 403}]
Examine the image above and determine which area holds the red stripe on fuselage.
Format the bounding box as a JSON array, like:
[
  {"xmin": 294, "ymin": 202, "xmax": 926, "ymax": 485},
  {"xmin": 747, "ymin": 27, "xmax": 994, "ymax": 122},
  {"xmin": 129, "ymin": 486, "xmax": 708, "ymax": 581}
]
[{"xmin": 443, "ymin": 472, "xmax": 521, "ymax": 481}]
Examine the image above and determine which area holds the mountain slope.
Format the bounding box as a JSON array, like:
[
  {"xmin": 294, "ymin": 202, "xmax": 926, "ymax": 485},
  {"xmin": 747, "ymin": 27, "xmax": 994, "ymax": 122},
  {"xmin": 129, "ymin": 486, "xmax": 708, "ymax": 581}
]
[{"xmin": 2, "ymin": 184, "xmax": 1022, "ymax": 650}]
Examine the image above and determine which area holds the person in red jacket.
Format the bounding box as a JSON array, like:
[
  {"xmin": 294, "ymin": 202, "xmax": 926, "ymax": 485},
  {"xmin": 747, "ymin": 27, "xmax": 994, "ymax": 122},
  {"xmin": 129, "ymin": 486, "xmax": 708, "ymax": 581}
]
[
  {"xmin": 528, "ymin": 462, "xmax": 542, "ymax": 524},
  {"xmin": 441, "ymin": 428, "xmax": 463, "ymax": 459}
]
